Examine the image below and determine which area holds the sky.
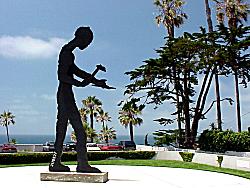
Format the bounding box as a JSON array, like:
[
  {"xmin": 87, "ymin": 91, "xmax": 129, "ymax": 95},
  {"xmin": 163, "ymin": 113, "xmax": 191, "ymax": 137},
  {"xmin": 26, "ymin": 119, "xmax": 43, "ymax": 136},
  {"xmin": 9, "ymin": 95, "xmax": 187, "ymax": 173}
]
[{"xmin": 0, "ymin": 0, "xmax": 249, "ymax": 138}]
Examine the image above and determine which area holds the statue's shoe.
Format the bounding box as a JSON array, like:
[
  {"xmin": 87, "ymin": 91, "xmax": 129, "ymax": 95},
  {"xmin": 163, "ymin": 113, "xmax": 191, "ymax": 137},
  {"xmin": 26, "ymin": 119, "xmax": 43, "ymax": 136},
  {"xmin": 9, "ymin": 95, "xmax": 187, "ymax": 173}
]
[
  {"xmin": 49, "ymin": 163, "xmax": 70, "ymax": 172},
  {"xmin": 76, "ymin": 165, "xmax": 102, "ymax": 173}
]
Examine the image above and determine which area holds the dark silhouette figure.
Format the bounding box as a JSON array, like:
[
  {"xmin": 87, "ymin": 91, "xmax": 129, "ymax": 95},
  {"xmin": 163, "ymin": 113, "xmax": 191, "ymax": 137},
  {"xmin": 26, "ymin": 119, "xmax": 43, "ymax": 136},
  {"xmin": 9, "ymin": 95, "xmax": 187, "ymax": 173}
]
[{"xmin": 49, "ymin": 27, "xmax": 114, "ymax": 173}]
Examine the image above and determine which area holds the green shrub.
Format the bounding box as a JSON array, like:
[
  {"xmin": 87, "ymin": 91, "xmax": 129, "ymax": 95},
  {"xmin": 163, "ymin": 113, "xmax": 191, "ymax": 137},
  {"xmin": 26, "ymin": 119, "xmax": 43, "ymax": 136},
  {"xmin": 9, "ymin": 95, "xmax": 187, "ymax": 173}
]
[
  {"xmin": 0, "ymin": 151, "xmax": 156, "ymax": 165},
  {"xmin": 217, "ymin": 155, "xmax": 223, "ymax": 168},
  {"xmin": 198, "ymin": 129, "xmax": 250, "ymax": 153},
  {"xmin": 179, "ymin": 152, "xmax": 194, "ymax": 162}
]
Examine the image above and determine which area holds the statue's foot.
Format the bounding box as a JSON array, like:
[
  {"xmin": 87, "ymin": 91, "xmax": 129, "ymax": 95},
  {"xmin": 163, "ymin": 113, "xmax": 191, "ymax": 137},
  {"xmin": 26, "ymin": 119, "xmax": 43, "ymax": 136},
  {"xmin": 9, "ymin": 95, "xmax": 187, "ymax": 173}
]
[
  {"xmin": 49, "ymin": 163, "xmax": 70, "ymax": 172},
  {"xmin": 76, "ymin": 165, "xmax": 102, "ymax": 173}
]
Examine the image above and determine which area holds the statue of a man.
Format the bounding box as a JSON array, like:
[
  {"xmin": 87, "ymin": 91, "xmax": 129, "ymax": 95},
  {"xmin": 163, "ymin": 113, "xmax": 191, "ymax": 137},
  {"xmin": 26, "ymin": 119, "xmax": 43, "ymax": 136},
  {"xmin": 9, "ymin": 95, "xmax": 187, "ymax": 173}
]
[{"xmin": 49, "ymin": 27, "xmax": 108, "ymax": 173}]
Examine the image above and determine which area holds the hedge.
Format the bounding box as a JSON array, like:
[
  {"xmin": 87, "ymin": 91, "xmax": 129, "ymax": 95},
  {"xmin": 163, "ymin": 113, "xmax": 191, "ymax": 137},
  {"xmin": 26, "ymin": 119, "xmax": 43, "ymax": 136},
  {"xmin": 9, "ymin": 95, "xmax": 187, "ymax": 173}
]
[
  {"xmin": 0, "ymin": 151, "xmax": 156, "ymax": 165},
  {"xmin": 198, "ymin": 129, "xmax": 250, "ymax": 153}
]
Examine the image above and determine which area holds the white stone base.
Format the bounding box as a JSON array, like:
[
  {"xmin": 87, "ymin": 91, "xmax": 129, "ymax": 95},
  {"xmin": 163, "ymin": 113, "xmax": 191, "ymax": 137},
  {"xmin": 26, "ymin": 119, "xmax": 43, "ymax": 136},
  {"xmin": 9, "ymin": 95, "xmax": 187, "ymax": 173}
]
[{"xmin": 40, "ymin": 171, "xmax": 108, "ymax": 183}]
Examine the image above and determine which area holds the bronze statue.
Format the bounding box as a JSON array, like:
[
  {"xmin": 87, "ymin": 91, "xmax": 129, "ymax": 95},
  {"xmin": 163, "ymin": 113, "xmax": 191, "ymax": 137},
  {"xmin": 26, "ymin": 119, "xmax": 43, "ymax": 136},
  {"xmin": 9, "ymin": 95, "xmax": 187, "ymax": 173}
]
[{"xmin": 49, "ymin": 27, "xmax": 114, "ymax": 173}]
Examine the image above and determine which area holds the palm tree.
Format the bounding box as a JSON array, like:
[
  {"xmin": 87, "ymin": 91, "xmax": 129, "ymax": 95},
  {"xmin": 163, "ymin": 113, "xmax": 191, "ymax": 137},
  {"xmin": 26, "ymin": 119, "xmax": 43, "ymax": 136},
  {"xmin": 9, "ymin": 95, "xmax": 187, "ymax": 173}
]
[
  {"xmin": 96, "ymin": 109, "xmax": 115, "ymax": 143},
  {"xmin": 82, "ymin": 96, "xmax": 102, "ymax": 142},
  {"xmin": 0, "ymin": 111, "xmax": 15, "ymax": 143},
  {"xmin": 204, "ymin": 0, "xmax": 223, "ymax": 130},
  {"xmin": 79, "ymin": 107, "xmax": 88, "ymax": 123},
  {"xmin": 215, "ymin": 0, "xmax": 249, "ymax": 27},
  {"xmin": 215, "ymin": 0, "xmax": 249, "ymax": 132},
  {"xmin": 99, "ymin": 125, "xmax": 116, "ymax": 144},
  {"xmin": 96, "ymin": 109, "xmax": 111, "ymax": 129},
  {"xmin": 71, "ymin": 123, "xmax": 98, "ymax": 143},
  {"xmin": 154, "ymin": 0, "xmax": 187, "ymax": 140},
  {"xmin": 118, "ymin": 100, "xmax": 143, "ymax": 142},
  {"xmin": 71, "ymin": 106, "xmax": 100, "ymax": 143},
  {"xmin": 154, "ymin": 0, "xmax": 188, "ymax": 37}
]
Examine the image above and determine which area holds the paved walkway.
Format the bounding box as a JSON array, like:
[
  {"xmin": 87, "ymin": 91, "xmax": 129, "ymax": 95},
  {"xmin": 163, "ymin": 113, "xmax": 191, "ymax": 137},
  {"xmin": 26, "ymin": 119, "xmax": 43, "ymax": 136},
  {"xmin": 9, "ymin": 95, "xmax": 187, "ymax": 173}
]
[{"xmin": 1, "ymin": 165, "xmax": 250, "ymax": 188}]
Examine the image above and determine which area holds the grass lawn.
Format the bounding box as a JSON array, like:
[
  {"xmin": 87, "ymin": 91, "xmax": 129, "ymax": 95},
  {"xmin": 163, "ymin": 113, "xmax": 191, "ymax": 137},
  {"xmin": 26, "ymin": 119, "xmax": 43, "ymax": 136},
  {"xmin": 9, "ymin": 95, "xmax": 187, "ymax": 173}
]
[{"xmin": 1, "ymin": 160, "xmax": 250, "ymax": 180}]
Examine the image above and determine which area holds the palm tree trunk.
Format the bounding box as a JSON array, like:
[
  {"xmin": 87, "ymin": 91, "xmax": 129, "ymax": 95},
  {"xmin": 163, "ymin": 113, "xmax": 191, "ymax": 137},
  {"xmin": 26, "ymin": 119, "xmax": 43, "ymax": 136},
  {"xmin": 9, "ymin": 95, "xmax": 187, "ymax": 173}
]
[
  {"xmin": 234, "ymin": 70, "xmax": 242, "ymax": 132},
  {"xmin": 204, "ymin": 0, "xmax": 222, "ymax": 130},
  {"xmin": 90, "ymin": 114, "xmax": 94, "ymax": 130},
  {"xmin": 170, "ymin": 25, "xmax": 182, "ymax": 144},
  {"xmin": 144, "ymin": 134, "xmax": 149, "ymax": 145},
  {"xmin": 105, "ymin": 136, "xmax": 109, "ymax": 144},
  {"xmin": 5, "ymin": 125, "xmax": 10, "ymax": 143},
  {"xmin": 205, "ymin": 0, "xmax": 213, "ymax": 32},
  {"xmin": 129, "ymin": 122, "xmax": 134, "ymax": 142},
  {"xmin": 226, "ymin": 1, "xmax": 242, "ymax": 132},
  {"xmin": 104, "ymin": 122, "xmax": 108, "ymax": 143},
  {"xmin": 168, "ymin": 25, "xmax": 174, "ymax": 38},
  {"xmin": 90, "ymin": 113, "xmax": 94, "ymax": 142}
]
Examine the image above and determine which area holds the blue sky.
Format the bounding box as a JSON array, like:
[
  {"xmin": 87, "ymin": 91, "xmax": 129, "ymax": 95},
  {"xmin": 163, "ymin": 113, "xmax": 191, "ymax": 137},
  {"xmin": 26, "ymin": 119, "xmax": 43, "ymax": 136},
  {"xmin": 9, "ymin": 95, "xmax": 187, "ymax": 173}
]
[{"xmin": 0, "ymin": 0, "xmax": 249, "ymax": 137}]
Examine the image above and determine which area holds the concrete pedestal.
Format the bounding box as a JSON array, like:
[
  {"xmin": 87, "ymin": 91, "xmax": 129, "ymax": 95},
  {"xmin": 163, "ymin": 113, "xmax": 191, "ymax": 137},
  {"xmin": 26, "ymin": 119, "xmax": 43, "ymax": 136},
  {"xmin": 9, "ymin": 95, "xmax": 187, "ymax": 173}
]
[{"xmin": 40, "ymin": 171, "xmax": 108, "ymax": 183}]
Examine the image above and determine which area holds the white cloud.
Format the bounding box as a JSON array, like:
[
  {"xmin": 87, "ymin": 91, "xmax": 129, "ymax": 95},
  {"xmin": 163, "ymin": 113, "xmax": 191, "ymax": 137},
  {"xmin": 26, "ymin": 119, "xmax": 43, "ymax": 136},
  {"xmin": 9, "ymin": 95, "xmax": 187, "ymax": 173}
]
[
  {"xmin": 9, "ymin": 103, "xmax": 42, "ymax": 119},
  {"xmin": 40, "ymin": 94, "xmax": 55, "ymax": 101},
  {"xmin": 0, "ymin": 35, "xmax": 66, "ymax": 60}
]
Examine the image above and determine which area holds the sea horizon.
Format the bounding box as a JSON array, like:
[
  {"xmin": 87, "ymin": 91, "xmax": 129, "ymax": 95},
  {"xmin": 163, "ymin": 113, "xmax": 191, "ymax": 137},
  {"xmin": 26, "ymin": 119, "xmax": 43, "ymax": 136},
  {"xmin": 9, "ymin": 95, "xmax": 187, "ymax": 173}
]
[{"xmin": 0, "ymin": 134, "xmax": 155, "ymax": 145}]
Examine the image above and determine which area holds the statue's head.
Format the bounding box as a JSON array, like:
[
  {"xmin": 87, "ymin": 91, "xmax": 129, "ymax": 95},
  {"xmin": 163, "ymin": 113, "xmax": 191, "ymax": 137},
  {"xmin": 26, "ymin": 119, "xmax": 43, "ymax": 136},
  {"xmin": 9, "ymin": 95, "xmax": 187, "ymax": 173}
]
[{"xmin": 74, "ymin": 27, "xmax": 93, "ymax": 50}]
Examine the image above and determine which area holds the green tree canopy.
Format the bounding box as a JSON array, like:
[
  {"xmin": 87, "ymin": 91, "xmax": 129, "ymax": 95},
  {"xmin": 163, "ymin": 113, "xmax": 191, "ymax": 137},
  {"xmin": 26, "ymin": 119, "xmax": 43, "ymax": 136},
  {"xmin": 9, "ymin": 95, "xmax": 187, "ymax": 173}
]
[{"xmin": 125, "ymin": 25, "xmax": 250, "ymax": 146}]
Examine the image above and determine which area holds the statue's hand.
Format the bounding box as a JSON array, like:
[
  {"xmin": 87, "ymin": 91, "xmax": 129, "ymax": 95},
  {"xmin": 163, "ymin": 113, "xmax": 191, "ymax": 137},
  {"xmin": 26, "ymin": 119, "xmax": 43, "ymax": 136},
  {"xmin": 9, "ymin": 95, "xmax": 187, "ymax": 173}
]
[
  {"xmin": 92, "ymin": 79, "xmax": 116, "ymax": 89},
  {"xmin": 94, "ymin": 79, "xmax": 107, "ymax": 87}
]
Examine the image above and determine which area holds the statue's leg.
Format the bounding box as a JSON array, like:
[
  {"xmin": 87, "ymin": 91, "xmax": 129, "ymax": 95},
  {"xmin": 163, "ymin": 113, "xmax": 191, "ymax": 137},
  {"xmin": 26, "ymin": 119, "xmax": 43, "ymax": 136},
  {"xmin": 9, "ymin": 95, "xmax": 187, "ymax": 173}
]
[
  {"xmin": 69, "ymin": 108, "xmax": 88, "ymax": 166},
  {"xmin": 49, "ymin": 101, "xmax": 70, "ymax": 172},
  {"xmin": 69, "ymin": 104, "xmax": 101, "ymax": 173}
]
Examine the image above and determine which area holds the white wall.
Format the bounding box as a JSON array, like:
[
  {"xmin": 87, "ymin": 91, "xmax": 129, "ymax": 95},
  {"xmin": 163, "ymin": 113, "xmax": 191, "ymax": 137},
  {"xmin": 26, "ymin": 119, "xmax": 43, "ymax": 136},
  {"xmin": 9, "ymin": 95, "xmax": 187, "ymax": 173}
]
[
  {"xmin": 154, "ymin": 151, "xmax": 250, "ymax": 172},
  {"xmin": 16, "ymin": 144, "xmax": 43, "ymax": 152}
]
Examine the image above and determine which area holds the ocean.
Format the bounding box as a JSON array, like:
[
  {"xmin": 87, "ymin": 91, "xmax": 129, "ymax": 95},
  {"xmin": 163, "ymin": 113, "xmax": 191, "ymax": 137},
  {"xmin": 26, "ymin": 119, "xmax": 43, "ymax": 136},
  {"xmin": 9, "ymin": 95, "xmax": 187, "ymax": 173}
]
[{"xmin": 0, "ymin": 134, "xmax": 155, "ymax": 145}]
